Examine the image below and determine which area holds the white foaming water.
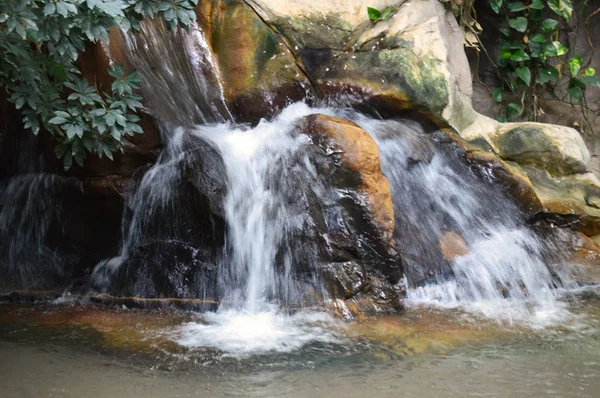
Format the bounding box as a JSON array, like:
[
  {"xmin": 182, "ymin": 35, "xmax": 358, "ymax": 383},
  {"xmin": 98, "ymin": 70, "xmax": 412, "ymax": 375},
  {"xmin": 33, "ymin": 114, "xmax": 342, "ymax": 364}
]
[
  {"xmin": 171, "ymin": 103, "xmax": 340, "ymax": 354},
  {"xmin": 175, "ymin": 307, "xmax": 341, "ymax": 356},
  {"xmin": 407, "ymin": 228, "xmax": 570, "ymax": 328},
  {"xmin": 350, "ymin": 115, "xmax": 572, "ymax": 327}
]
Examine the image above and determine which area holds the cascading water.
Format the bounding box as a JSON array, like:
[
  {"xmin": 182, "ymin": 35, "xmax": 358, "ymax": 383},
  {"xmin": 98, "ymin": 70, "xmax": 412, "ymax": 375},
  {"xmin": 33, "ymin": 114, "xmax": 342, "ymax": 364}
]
[
  {"xmin": 0, "ymin": 174, "xmax": 65, "ymax": 290},
  {"xmin": 174, "ymin": 104, "xmax": 344, "ymax": 354},
  {"xmin": 117, "ymin": 19, "xmax": 231, "ymax": 126},
  {"xmin": 349, "ymin": 115, "xmax": 568, "ymax": 326},
  {"xmin": 92, "ymin": 20, "xmax": 575, "ymax": 354}
]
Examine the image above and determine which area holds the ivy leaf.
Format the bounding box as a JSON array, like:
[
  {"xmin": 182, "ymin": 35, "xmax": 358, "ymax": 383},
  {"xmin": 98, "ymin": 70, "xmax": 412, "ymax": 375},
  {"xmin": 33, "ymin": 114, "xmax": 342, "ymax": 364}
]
[
  {"xmin": 568, "ymin": 87, "xmax": 582, "ymax": 101},
  {"xmin": 548, "ymin": 0, "xmax": 573, "ymax": 20},
  {"xmin": 490, "ymin": 0, "xmax": 504, "ymax": 14},
  {"xmin": 583, "ymin": 75, "xmax": 600, "ymax": 87},
  {"xmin": 506, "ymin": 103, "xmax": 523, "ymax": 121},
  {"xmin": 536, "ymin": 66, "xmax": 559, "ymax": 84},
  {"xmin": 381, "ymin": 6, "xmax": 394, "ymax": 21},
  {"xmin": 530, "ymin": 34, "xmax": 547, "ymax": 43},
  {"xmin": 554, "ymin": 41, "xmax": 568, "ymax": 56},
  {"xmin": 568, "ymin": 56, "xmax": 583, "ymax": 76},
  {"xmin": 584, "ymin": 67, "xmax": 596, "ymax": 76},
  {"xmin": 515, "ymin": 66, "xmax": 531, "ymax": 86},
  {"xmin": 492, "ymin": 88, "xmax": 504, "ymax": 102},
  {"xmin": 508, "ymin": 2, "xmax": 527, "ymax": 12},
  {"xmin": 499, "ymin": 27, "xmax": 512, "ymax": 36},
  {"xmin": 530, "ymin": 0, "xmax": 545, "ymax": 9},
  {"xmin": 510, "ymin": 49, "xmax": 530, "ymax": 62},
  {"xmin": 542, "ymin": 19, "xmax": 559, "ymax": 33},
  {"xmin": 508, "ymin": 17, "xmax": 528, "ymax": 32},
  {"xmin": 367, "ymin": 7, "xmax": 381, "ymax": 21}
]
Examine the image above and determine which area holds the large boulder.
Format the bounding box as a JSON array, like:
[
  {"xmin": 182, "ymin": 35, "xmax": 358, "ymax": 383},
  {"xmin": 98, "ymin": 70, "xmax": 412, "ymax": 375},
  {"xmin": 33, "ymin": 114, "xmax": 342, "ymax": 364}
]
[
  {"xmin": 244, "ymin": 0, "xmax": 477, "ymax": 130},
  {"xmin": 303, "ymin": 114, "xmax": 395, "ymax": 242},
  {"xmin": 196, "ymin": 0, "xmax": 311, "ymax": 123},
  {"xmin": 298, "ymin": 114, "xmax": 402, "ymax": 310},
  {"xmin": 494, "ymin": 123, "xmax": 590, "ymax": 177}
]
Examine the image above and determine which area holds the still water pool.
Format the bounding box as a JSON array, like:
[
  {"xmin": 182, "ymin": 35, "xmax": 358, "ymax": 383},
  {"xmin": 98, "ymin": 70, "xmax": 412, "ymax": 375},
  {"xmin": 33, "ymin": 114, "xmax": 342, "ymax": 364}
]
[{"xmin": 1, "ymin": 290, "xmax": 599, "ymax": 398}]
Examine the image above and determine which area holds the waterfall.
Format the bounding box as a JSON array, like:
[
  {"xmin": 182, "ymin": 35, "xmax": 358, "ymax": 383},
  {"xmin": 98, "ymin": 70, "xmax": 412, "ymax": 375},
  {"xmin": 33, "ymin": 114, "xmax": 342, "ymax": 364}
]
[
  {"xmin": 0, "ymin": 174, "xmax": 65, "ymax": 290},
  {"xmin": 118, "ymin": 19, "xmax": 232, "ymax": 126},
  {"xmin": 349, "ymin": 115, "xmax": 567, "ymax": 325},
  {"xmin": 0, "ymin": 18, "xmax": 575, "ymax": 354}
]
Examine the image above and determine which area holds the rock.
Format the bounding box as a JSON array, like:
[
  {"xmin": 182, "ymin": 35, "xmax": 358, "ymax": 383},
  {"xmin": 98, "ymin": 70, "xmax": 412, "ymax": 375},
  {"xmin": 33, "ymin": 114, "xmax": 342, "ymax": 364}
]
[
  {"xmin": 439, "ymin": 231, "xmax": 469, "ymax": 261},
  {"xmin": 95, "ymin": 241, "xmax": 218, "ymax": 301},
  {"xmin": 523, "ymin": 167, "xmax": 600, "ymax": 237},
  {"xmin": 494, "ymin": 123, "xmax": 590, "ymax": 177},
  {"xmin": 242, "ymin": 0, "xmax": 477, "ymax": 130},
  {"xmin": 297, "ymin": 114, "xmax": 401, "ymax": 303},
  {"xmin": 466, "ymin": 151, "xmax": 544, "ymax": 218},
  {"xmin": 547, "ymin": 230, "xmax": 600, "ymax": 286},
  {"xmin": 196, "ymin": 0, "xmax": 311, "ymax": 123},
  {"xmin": 302, "ymin": 114, "xmax": 395, "ymax": 242},
  {"xmin": 322, "ymin": 261, "xmax": 366, "ymax": 299}
]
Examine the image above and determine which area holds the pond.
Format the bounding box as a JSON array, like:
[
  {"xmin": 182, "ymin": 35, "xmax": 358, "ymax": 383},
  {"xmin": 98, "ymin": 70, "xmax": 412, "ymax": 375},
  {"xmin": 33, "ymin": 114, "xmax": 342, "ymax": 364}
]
[{"xmin": 1, "ymin": 288, "xmax": 599, "ymax": 398}]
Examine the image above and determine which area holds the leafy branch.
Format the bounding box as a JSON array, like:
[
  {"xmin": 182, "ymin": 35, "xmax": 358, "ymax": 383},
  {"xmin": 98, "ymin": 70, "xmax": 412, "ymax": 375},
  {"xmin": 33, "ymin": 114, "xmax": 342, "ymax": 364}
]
[
  {"xmin": 0, "ymin": 0, "xmax": 199, "ymax": 170},
  {"xmin": 488, "ymin": 0, "xmax": 600, "ymax": 122}
]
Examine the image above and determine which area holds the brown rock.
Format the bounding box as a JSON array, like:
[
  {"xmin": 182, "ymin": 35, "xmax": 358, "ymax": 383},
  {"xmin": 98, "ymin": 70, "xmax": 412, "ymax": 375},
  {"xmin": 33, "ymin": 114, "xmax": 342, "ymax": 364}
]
[
  {"xmin": 439, "ymin": 231, "xmax": 469, "ymax": 261},
  {"xmin": 196, "ymin": 0, "xmax": 310, "ymax": 123},
  {"xmin": 303, "ymin": 114, "xmax": 395, "ymax": 242}
]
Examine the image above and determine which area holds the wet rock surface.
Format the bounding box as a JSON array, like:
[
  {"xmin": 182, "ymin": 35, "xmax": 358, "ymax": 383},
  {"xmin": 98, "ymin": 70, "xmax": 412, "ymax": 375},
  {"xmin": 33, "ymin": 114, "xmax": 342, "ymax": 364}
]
[
  {"xmin": 297, "ymin": 114, "xmax": 402, "ymax": 306},
  {"xmin": 95, "ymin": 241, "xmax": 218, "ymax": 302}
]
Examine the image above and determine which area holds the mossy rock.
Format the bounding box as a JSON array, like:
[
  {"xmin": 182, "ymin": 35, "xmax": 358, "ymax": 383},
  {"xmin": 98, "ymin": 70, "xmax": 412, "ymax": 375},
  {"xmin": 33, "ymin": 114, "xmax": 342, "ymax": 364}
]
[{"xmin": 495, "ymin": 123, "xmax": 590, "ymax": 176}]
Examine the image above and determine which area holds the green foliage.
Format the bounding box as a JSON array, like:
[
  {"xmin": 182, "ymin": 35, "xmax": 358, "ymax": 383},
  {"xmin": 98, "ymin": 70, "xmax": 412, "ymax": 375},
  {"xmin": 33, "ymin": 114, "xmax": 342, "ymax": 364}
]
[
  {"xmin": 488, "ymin": 0, "xmax": 600, "ymax": 122},
  {"xmin": 367, "ymin": 6, "xmax": 395, "ymax": 22},
  {"xmin": 0, "ymin": 0, "xmax": 198, "ymax": 170}
]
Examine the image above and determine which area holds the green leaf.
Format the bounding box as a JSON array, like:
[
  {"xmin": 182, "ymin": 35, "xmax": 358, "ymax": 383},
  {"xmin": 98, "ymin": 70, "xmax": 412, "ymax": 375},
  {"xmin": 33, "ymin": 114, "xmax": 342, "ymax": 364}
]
[
  {"xmin": 367, "ymin": 7, "xmax": 381, "ymax": 21},
  {"xmin": 515, "ymin": 66, "xmax": 531, "ymax": 86},
  {"xmin": 554, "ymin": 41, "xmax": 568, "ymax": 56},
  {"xmin": 568, "ymin": 86, "xmax": 582, "ymax": 101},
  {"xmin": 542, "ymin": 19, "xmax": 559, "ymax": 33},
  {"xmin": 499, "ymin": 27, "xmax": 512, "ymax": 36},
  {"xmin": 506, "ymin": 103, "xmax": 523, "ymax": 121},
  {"xmin": 63, "ymin": 151, "xmax": 73, "ymax": 171},
  {"xmin": 531, "ymin": 0, "xmax": 545, "ymax": 9},
  {"xmin": 536, "ymin": 66, "xmax": 559, "ymax": 84},
  {"xmin": 381, "ymin": 6, "xmax": 394, "ymax": 21},
  {"xmin": 508, "ymin": 17, "xmax": 528, "ymax": 32},
  {"xmin": 510, "ymin": 49, "xmax": 530, "ymax": 61},
  {"xmin": 548, "ymin": 0, "xmax": 573, "ymax": 20},
  {"xmin": 508, "ymin": 2, "xmax": 527, "ymax": 12},
  {"xmin": 49, "ymin": 116, "xmax": 68, "ymax": 125},
  {"xmin": 490, "ymin": 0, "xmax": 503, "ymax": 14},
  {"xmin": 492, "ymin": 88, "xmax": 504, "ymax": 103},
  {"xmin": 568, "ymin": 56, "xmax": 583, "ymax": 76},
  {"xmin": 584, "ymin": 67, "xmax": 596, "ymax": 76},
  {"xmin": 583, "ymin": 75, "xmax": 600, "ymax": 87},
  {"xmin": 44, "ymin": 3, "xmax": 56, "ymax": 16},
  {"xmin": 530, "ymin": 34, "xmax": 547, "ymax": 43}
]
